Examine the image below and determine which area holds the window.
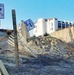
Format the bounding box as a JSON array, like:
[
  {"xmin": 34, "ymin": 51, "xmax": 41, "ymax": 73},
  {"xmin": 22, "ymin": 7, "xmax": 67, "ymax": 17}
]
[
  {"xmin": 51, "ymin": 22, "xmax": 53, "ymax": 26},
  {"xmin": 66, "ymin": 22, "xmax": 68, "ymax": 27},
  {"xmin": 62, "ymin": 23, "xmax": 65, "ymax": 28},
  {"xmin": 58, "ymin": 22, "xmax": 61, "ymax": 28},
  {"xmin": 50, "ymin": 22, "xmax": 53, "ymax": 30},
  {"xmin": 50, "ymin": 27, "xmax": 53, "ymax": 30}
]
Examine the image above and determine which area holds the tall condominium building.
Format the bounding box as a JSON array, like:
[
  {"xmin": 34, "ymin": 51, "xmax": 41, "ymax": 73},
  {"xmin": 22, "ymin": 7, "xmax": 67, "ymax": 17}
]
[{"xmin": 33, "ymin": 18, "xmax": 73, "ymax": 36}]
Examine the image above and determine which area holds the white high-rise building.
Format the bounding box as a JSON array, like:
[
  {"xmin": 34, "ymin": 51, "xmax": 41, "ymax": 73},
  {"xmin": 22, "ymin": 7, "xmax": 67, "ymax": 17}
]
[
  {"xmin": 46, "ymin": 18, "xmax": 58, "ymax": 34},
  {"xmin": 33, "ymin": 18, "xmax": 73, "ymax": 36}
]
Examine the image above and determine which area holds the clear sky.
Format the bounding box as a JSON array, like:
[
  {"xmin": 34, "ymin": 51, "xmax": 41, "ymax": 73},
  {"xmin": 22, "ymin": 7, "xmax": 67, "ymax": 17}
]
[{"xmin": 0, "ymin": 0, "xmax": 74, "ymax": 35}]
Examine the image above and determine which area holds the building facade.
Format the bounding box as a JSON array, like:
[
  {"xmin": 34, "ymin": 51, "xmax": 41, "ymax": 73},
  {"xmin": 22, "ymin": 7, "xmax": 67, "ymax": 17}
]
[{"xmin": 33, "ymin": 18, "xmax": 74, "ymax": 36}]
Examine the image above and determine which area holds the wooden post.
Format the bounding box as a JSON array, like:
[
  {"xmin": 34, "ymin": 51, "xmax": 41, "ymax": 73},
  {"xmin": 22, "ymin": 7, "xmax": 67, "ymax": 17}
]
[{"xmin": 12, "ymin": 10, "xmax": 19, "ymax": 66}]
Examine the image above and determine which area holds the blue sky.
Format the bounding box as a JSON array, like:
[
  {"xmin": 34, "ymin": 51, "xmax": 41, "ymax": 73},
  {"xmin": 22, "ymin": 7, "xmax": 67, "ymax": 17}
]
[{"xmin": 0, "ymin": 0, "xmax": 74, "ymax": 32}]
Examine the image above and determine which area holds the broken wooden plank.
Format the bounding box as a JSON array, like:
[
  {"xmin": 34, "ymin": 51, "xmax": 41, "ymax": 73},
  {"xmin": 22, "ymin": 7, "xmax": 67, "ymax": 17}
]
[
  {"xmin": 0, "ymin": 35, "xmax": 10, "ymax": 42},
  {"xmin": 0, "ymin": 60, "xmax": 9, "ymax": 75},
  {"xmin": 0, "ymin": 69, "xmax": 2, "ymax": 75}
]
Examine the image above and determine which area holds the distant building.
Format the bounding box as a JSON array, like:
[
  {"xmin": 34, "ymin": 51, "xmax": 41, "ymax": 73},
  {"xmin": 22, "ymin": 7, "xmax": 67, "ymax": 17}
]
[{"xmin": 33, "ymin": 18, "xmax": 74, "ymax": 36}]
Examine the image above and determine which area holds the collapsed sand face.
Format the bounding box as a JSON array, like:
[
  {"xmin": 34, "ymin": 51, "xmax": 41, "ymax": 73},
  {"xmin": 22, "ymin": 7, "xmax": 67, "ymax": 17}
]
[
  {"xmin": 0, "ymin": 33, "xmax": 74, "ymax": 59},
  {"xmin": 0, "ymin": 35, "xmax": 74, "ymax": 75},
  {"xmin": 27, "ymin": 35, "xmax": 74, "ymax": 59}
]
